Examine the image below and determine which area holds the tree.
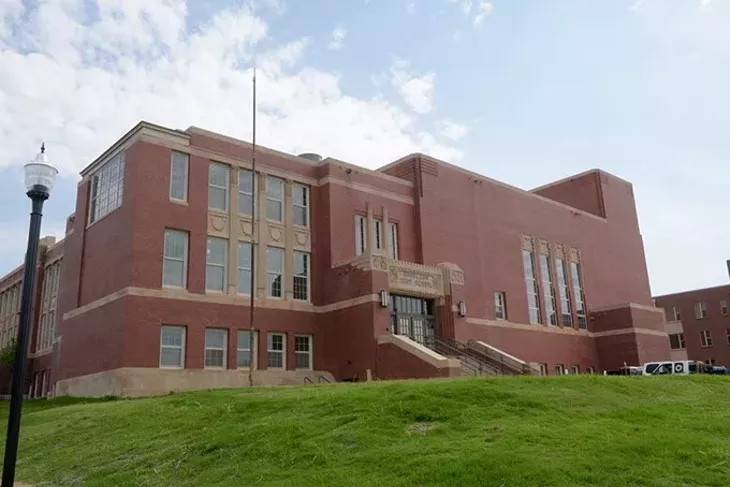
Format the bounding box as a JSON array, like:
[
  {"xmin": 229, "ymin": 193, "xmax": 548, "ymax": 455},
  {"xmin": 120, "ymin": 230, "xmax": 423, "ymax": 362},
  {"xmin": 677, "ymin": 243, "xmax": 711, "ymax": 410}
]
[{"xmin": 0, "ymin": 339, "xmax": 16, "ymax": 367}]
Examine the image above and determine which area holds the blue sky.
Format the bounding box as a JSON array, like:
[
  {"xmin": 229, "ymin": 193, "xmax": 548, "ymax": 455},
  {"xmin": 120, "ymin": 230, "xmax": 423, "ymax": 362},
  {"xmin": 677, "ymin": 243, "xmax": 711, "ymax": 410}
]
[{"xmin": 0, "ymin": 0, "xmax": 728, "ymax": 295}]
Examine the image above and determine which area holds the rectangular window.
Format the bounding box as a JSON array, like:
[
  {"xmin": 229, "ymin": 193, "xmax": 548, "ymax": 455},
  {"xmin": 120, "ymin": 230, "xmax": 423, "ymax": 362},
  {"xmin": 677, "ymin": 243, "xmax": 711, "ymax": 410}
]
[
  {"xmin": 355, "ymin": 215, "xmax": 366, "ymax": 256},
  {"xmin": 205, "ymin": 328, "xmax": 227, "ymax": 368},
  {"xmin": 206, "ymin": 237, "xmax": 227, "ymax": 292},
  {"xmin": 237, "ymin": 242, "xmax": 253, "ymax": 295},
  {"xmin": 163, "ymin": 230, "xmax": 188, "ymax": 288},
  {"xmin": 665, "ymin": 306, "xmax": 682, "ymax": 322},
  {"xmin": 721, "ymin": 300, "xmax": 728, "ymax": 316},
  {"xmin": 674, "ymin": 307, "xmax": 682, "ymax": 321},
  {"xmin": 669, "ymin": 333, "xmax": 686, "ymax": 350},
  {"xmin": 700, "ymin": 330, "xmax": 712, "ymax": 347},
  {"xmin": 170, "ymin": 151, "xmax": 189, "ymax": 201},
  {"xmin": 293, "ymin": 184, "xmax": 309, "ymax": 226},
  {"xmin": 295, "ymin": 335, "xmax": 312, "ymax": 370},
  {"xmin": 293, "ymin": 251, "xmax": 310, "ymax": 301},
  {"xmin": 238, "ymin": 169, "xmax": 254, "ymax": 216},
  {"xmin": 388, "ymin": 222, "xmax": 398, "ymax": 259},
  {"xmin": 570, "ymin": 365, "xmax": 580, "ymax": 375},
  {"xmin": 267, "ymin": 176, "xmax": 284, "ymax": 222},
  {"xmin": 372, "ymin": 220, "xmax": 383, "ymax": 250},
  {"xmin": 539, "ymin": 363, "xmax": 548, "ymax": 376},
  {"xmin": 695, "ymin": 302, "xmax": 708, "ymax": 319},
  {"xmin": 208, "ymin": 163, "xmax": 229, "ymax": 211},
  {"xmin": 556, "ymin": 259, "xmax": 572, "ymax": 327},
  {"xmin": 268, "ymin": 333, "xmax": 285, "ymax": 369},
  {"xmin": 494, "ymin": 291, "xmax": 506, "ymax": 320},
  {"xmin": 539, "ymin": 255, "xmax": 557, "ymax": 326},
  {"xmin": 523, "ymin": 251, "xmax": 540, "ymax": 325},
  {"xmin": 237, "ymin": 330, "xmax": 257, "ymax": 369},
  {"xmin": 570, "ymin": 262, "xmax": 587, "ymax": 329},
  {"xmin": 160, "ymin": 326, "xmax": 185, "ymax": 368},
  {"xmin": 586, "ymin": 366, "xmax": 595, "ymax": 374},
  {"xmin": 89, "ymin": 152, "xmax": 125, "ymax": 223},
  {"xmin": 266, "ymin": 247, "xmax": 284, "ymax": 298},
  {"xmin": 554, "ymin": 364, "xmax": 565, "ymax": 376},
  {"xmin": 726, "ymin": 328, "xmax": 730, "ymax": 345}
]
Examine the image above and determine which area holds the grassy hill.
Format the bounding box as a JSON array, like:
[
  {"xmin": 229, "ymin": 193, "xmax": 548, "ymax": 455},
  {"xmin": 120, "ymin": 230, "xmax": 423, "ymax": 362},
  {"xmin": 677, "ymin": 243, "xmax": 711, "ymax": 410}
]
[{"xmin": 3, "ymin": 376, "xmax": 730, "ymax": 486}]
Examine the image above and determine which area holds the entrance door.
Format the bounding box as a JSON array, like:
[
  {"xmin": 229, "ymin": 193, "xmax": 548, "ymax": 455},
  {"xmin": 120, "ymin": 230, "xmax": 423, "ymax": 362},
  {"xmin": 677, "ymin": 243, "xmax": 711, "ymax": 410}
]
[{"xmin": 390, "ymin": 295, "xmax": 436, "ymax": 348}]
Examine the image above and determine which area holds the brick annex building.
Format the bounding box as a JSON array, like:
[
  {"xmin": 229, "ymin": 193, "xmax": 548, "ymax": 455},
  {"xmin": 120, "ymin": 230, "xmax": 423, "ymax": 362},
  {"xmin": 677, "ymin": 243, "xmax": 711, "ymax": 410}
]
[{"xmin": 0, "ymin": 121, "xmax": 671, "ymax": 397}]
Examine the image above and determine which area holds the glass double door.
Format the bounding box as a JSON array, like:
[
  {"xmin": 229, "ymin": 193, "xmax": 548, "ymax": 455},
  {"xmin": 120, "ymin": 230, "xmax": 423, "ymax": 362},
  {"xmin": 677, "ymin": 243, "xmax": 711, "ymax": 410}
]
[{"xmin": 391, "ymin": 295, "xmax": 435, "ymax": 348}]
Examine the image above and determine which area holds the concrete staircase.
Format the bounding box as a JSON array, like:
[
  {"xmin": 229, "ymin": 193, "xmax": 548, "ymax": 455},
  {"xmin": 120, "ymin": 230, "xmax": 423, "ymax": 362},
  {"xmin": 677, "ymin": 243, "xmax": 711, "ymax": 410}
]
[{"xmin": 433, "ymin": 339, "xmax": 537, "ymax": 377}]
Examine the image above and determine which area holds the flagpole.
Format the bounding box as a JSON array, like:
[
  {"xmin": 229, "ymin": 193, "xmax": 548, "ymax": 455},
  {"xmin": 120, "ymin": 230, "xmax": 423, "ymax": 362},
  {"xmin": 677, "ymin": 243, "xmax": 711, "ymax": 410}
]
[{"xmin": 248, "ymin": 67, "xmax": 257, "ymax": 388}]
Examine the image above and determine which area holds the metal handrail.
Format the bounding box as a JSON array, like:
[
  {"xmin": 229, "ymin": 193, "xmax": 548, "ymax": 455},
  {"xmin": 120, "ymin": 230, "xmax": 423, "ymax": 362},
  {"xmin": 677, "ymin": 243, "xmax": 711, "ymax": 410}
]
[
  {"xmin": 433, "ymin": 339, "xmax": 502, "ymax": 376},
  {"xmin": 318, "ymin": 376, "xmax": 331, "ymax": 384},
  {"xmin": 465, "ymin": 339, "xmax": 534, "ymax": 375}
]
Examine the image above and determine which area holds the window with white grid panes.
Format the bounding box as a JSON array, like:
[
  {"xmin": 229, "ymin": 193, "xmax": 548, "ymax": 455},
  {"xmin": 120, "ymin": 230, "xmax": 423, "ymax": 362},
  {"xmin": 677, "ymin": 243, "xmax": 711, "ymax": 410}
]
[
  {"xmin": 266, "ymin": 247, "xmax": 284, "ymax": 298},
  {"xmin": 523, "ymin": 250, "xmax": 540, "ymax": 325},
  {"xmin": 372, "ymin": 220, "xmax": 382, "ymax": 250},
  {"xmin": 293, "ymin": 251, "xmax": 310, "ymax": 301},
  {"xmin": 388, "ymin": 222, "xmax": 398, "ymax": 259},
  {"xmin": 695, "ymin": 302, "xmax": 708, "ymax": 319},
  {"xmin": 237, "ymin": 330, "xmax": 257, "ymax": 369},
  {"xmin": 89, "ymin": 152, "xmax": 125, "ymax": 223},
  {"xmin": 160, "ymin": 326, "xmax": 185, "ymax": 368},
  {"xmin": 170, "ymin": 151, "xmax": 188, "ymax": 202},
  {"xmin": 721, "ymin": 300, "xmax": 729, "ymax": 316},
  {"xmin": 268, "ymin": 333, "xmax": 285, "ymax": 369},
  {"xmin": 208, "ymin": 163, "xmax": 229, "ymax": 211},
  {"xmin": 554, "ymin": 364, "xmax": 565, "ymax": 375},
  {"xmin": 494, "ymin": 292, "xmax": 506, "ymax": 320},
  {"xmin": 556, "ymin": 258, "xmax": 573, "ymax": 327},
  {"xmin": 700, "ymin": 330, "xmax": 712, "ymax": 347},
  {"xmin": 570, "ymin": 262, "xmax": 587, "ymax": 329},
  {"xmin": 205, "ymin": 328, "xmax": 227, "ymax": 368},
  {"xmin": 669, "ymin": 333, "xmax": 686, "ymax": 350},
  {"xmin": 237, "ymin": 242, "xmax": 253, "ymax": 295},
  {"xmin": 539, "ymin": 254, "xmax": 557, "ymax": 326},
  {"xmin": 206, "ymin": 237, "xmax": 227, "ymax": 292},
  {"xmin": 293, "ymin": 184, "xmax": 309, "ymax": 226},
  {"xmin": 295, "ymin": 335, "xmax": 312, "ymax": 370},
  {"xmin": 163, "ymin": 230, "xmax": 188, "ymax": 288},
  {"xmin": 238, "ymin": 169, "xmax": 254, "ymax": 216},
  {"xmin": 267, "ymin": 176, "xmax": 284, "ymax": 222},
  {"xmin": 355, "ymin": 215, "xmax": 366, "ymax": 256}
]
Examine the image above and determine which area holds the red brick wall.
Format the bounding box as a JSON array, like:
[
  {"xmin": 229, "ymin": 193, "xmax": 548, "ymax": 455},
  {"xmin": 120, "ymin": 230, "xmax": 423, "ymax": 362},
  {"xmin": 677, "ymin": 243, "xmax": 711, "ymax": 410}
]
[
  {"xmin": 321, "ymin": 302, "xmax": 380, "ymax": 381},
  {"xmin": 375, "ymin": 342, "xmax": 457, "ymax": 380},
  {"xmin": 532, "ymin": 171, "xmax": 605, "ymax": 218}
]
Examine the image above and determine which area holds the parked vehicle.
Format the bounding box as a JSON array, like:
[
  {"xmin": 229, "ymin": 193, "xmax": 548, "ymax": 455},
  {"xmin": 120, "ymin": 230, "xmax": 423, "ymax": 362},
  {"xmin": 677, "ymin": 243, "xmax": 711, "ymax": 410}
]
[
  {"xmin": 642, "ymin": 360, "xmax": 706, "ymax": 376},
  {"xmin": 604, "ymin": 366, "xmax": 642, "ymax": 376},
  {"xmin": 705, "ymin": 366, "xmax": 730, "ymax": 375}
]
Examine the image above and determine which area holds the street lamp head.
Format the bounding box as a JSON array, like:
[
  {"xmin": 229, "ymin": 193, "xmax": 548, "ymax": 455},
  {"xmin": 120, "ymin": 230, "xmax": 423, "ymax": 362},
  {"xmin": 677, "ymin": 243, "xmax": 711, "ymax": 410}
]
[{"xmin": 24, "ymin": 143, "xmax": 58, "ymax": 198}]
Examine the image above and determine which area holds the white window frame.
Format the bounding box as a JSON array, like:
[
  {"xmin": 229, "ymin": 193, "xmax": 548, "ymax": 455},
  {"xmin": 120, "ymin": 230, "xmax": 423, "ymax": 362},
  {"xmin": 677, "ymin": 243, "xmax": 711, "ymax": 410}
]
[
  {"xmin": 523, "ymin": 251, "xmax": 540, "ymax": 325},
  {"xmin": 294, "ymin": 334, "xmax": 313, "ymax": 370},
  {"xmin": 266, "ymin": 247, "xmax": 284, "ymax": 298},
  {"xmin": 170, "ymin": 151, "xmax": 189, "ymax": 202},
  {"xmin": 293, "ymin": 184, "xmax": 309, "ymax": 227},
  {"xmin": 669, "ymin": 332, "xmax": 686, "ymax": 350},
  {"xmin": 238, "ymin": 169, "xmax": 254, "ymax": 216},
  {"xmin": 267, "ymin": 176, "xmax": 284, "ymax": 222},
  {"xmin": 554, "ymin": 364, "xmax": 565, "ymax": 375},
  {"xmin": 237, "ymin": 330, "xmax": 257, "ymax": 369},
  {"xmin": 726, "ymin": 328, "xmax": 730, "ymax": 345},
  {"xmin": 159, "ymin": 326, "xmax": 185, "ymax": 369},
  {"xmin": 372, "ymin": 219, "xmax": 383, "ymax": 250},
  {"xmin": 570, "ymin": 262, "xmax": 587, "ymax": 329},
  {"xmin": 700, "ymin": 329, "xmax": 712, "ymax": 347},
  {"xmin": 586, "ymin": 366, "xmax": 595, "ymax": 374},
  {"xmin": 237, "ymin": 241, "xmax": 254, "ymax": 295},
  {"xmin": 208, "ymin": 162, "xmax": 230, "ymax": 212},
  {"xmin": 163, "ymin": 229, "xmax": 188, "ymax": 289},
  {"xmin": 268, "ymin": 332, "xmax": 286, "ymax": 369},
  {"xmin": 721, "ymin": 300, "xmax": 728, "ymax": 316},
  {"xmin": 539, "ymin": 254, "xmax": 557, "ymax": 327},
  {"xmin": 206, "ymin": 237, "xmax": 228, "ymax": 292},
  {"xmin": 570, "ymin": 365, "xmax": 580, "ymax": 375},
  {"xmin": 388, "ymin": 222, "xmax": 398, "ymax": 259},
  {"xmin": 355, "ymin": 215, "xmax": 367, "ymax": 256},
  {"xmin": 539, "ymin": 363, "xmax": 548, "ymax": 376},
  {"xmin": 204, "ymin": 328, "xmax": 228, "ymax": 369},
  {"xmin": 556, "ymin": 258, "xmax": 573, "ymax": 327},
  {"xmin": 494, "ymin": 291, "xmax": 506, "ymax": 320},
  {"xmin": 89, "ymin": 152, "xmax": 125, "ymax": 224},
  {"xmin": 293, "ymin": 251, "xmax": 310, "ymax": 302},
  {"xmin": 695, "ymin": 302, "xmax": 708, "ymax": 319}
]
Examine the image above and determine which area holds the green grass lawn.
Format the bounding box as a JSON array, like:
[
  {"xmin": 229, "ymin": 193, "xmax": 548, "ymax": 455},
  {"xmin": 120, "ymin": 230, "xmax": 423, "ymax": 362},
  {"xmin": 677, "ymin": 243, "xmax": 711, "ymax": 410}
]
[{"xmin": 3, "ymin": 376, "xmax": 730, "ymax": 486}]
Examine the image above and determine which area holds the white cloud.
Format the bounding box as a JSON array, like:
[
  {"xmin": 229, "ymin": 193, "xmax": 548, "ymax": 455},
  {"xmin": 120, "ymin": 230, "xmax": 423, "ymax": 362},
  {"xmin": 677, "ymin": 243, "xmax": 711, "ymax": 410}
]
[
  {"xmin": 701, "ymin": 0, "xmax": 713, "ymax": 7},
  {"xmin": 437, "ymin": 120, "xmax": 470, "ymax": 141},
  {"xmin": 390, "ymin": 60, "xmax": 435, "ymax": 114},
  {"xmin": 407, "ymin": 2, "xmax": 415, "ymax": 15},
  {"xmin": 473, "ymin": 2, "xmax": 493, "ymax": 25},
  {"xmin": 0, "ymin": 1, "xmax": 464, "ymax": 177},
  {"xmin": 447, "ymin": 0, "xmax": 492, "ymax": 25},
  {"xmin": 327, "ymin": 26, "xmax": 346, "ymax": 50}
]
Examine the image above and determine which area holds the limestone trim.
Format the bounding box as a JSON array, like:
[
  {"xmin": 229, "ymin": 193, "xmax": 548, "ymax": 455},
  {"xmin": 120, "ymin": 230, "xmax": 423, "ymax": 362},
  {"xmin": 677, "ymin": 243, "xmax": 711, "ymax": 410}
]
[
  {"xmin": 369, "ymin": 257, "xmax": 444, "ymax": 297},
  {"xmin": 319, "ymin": 176, "xmax": 414, "ymax": 205},
  {"xmin": 466, "ymin": 317, "xmax": 667, "ymax": 339},
  {"xmin": 377, "ymin": 334, "xmax": 461, "ymax": 369},
  {"xmin": 592, "ymin": 328, "xmax": 668, "ymax": 338},
  {"xmin": 591, "ymin": 302, "xmax": 664, "ymax": 314},
  {"xmin": 28, "ymin": 349, "xmax": 52, "ymax": 359},
  {"xmin": 62, "ymin": 287, "xmax": 380, "ymax": 321},
  {"xmin": 530, "ymin": 168, "xmax": 633, "ymax": 193}
]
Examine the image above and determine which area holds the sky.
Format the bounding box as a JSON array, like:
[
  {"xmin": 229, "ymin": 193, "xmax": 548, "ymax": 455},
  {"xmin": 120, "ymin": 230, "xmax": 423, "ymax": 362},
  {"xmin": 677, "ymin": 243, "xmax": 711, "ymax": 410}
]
[{"xmin": 0, "ymin": 0, "xmax": 728, "ymax": 296}]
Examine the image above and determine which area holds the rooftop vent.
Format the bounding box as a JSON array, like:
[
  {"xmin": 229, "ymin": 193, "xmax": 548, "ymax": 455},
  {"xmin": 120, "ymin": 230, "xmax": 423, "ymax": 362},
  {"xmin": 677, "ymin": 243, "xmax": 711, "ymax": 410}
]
[{"xmin": 297, "ymin": 153, "xmax": 323, "ymax": 163}]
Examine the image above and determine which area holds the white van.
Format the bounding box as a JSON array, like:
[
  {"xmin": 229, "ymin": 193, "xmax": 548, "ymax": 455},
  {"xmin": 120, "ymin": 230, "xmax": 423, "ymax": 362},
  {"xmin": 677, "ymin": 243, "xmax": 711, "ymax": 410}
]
[{"xmin": 641, "ymin": 360, "xmax": 705, "ymax": 376}]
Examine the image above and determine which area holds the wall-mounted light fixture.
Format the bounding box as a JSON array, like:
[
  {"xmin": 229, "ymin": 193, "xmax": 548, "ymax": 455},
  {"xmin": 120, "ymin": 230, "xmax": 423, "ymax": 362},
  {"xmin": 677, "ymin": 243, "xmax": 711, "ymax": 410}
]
[
  {"xmin": 458, "ymin": 301, "xmax": 467, "ymax": 317},
  {"xmin": 379, "ymin": 289, "xmax": 390, "ymax": 308}
]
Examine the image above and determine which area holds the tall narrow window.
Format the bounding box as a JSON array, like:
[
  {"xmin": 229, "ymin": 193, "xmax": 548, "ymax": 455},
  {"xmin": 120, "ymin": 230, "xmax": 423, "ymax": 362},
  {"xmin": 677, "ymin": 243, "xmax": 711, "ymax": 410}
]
[
  {"xmin": 700, "ymin": 330, "xmax": 712, "ymax": 347},
  {"xmin": 237, "ymin": 330, "xmax": 257, "ymax": 368},
  {"xmin": 205, "ymin": 328, "xmax": 227, "ymax": 368},
  {"xmin": 556, "ymin": 259, "xmax": 572, "ymax": 327},
  {"xmin": 539, "ymin": 364, "xmax": 548, "ymax": 376},
  {"xmin": 726, "ymin": 328, "xmax": 730, "ymax": 345},
  {"xmin": 293, "ymin": 251, "xmax": 310, "ymax": 301},
  {"xmin": 695, "ymin": 302, "xmax": 708, "ymax": 319},
  {"xmin": 523, "ymin": 251, "xmax": 540, "ymax": 325},
  {"xmin": 89, "ymin": 152, "xmax": 125, "ymax": 223},
  {"xmin": 170, "ymin": 151, "xmax": 189, "ymax": 201},
  {"xmin": 372, "ymin": 220, "xmax": 382, "ymax": 250},
  {"xmin": 267, "ymin": 176, "xmax": 284, "ymax": 222},
  {"xmin": 163, "ymin": 230, "xmax": 188, "ymax": 288},
  {"xmin": 295, "ymin": 335, "xmax": 312, "ymax": 370},
  {"xmin": 674, "ymin": 307, "xmax": 682, "ymax": 321},
  {"xmin": 238, "ymin": 169, "xmax": 254, "ymax": 216},
  {"xmin": 494, "ymin": 292, "xmax": 506, "ymax": 320},
  {"xmin": 355, "ymin": 215, "xmax": 366, "ymax": 256},
  {"xmin": 206, "ymin": 237, "xmax": 227, "ymax": 292},
  {"xmin": 721, "ymin": 300, "xmax": 728, "ymax": 316},
  {"xmin": 388, "ymin": 222, "xmax": 398, "ymax": 259},
  {"xmin": 268, "ymin": 333, "xmax": 285, "ymax": 369},
  {"xmin": 208, "ymin": 163, "xmax": 229, "ymax": 211},
  {"xmin": 237, "ymin": 242, "xmax": 253, "ymax": 295},
  {"xmin": 160, "ymin": 326, "xmax": 185, "ymax": 368},
  {"xmin": 539, "ymin": 255, "xmax": 557, "ymax": 326},
  {"xmin": 293, "ymin": 184, "xmax": 309, "ymax": 226},
  {"xmin": 570, "ymin": 262, "xmax": 587, "ymax": 329},
  {"xmin": 669, "ymin": 333, "xmax": 686, "ymax": 350},
  {"xmin": 266, "ymin": 247, "xmax": 284, "ymax": 298}
]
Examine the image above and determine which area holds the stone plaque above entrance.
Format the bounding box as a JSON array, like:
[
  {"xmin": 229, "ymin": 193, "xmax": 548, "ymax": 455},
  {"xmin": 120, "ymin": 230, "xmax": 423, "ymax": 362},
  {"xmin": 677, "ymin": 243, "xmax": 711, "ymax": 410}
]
[{"xmin": 371, "ymin": 256, "xmax": 445, "ymax": 297}]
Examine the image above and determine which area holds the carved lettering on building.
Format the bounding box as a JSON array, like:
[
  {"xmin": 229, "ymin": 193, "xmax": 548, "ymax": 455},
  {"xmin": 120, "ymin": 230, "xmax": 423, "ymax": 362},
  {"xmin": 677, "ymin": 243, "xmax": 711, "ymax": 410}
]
[{"xmin": 388, "ymin": 265, "xmax": 443, "ymax": 296}]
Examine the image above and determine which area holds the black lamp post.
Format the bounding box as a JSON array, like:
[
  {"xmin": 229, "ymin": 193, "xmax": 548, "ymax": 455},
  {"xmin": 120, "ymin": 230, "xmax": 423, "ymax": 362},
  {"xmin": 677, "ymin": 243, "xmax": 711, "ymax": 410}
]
[{"xmin": 1, "ymin": 144, "xmax": 57, "ymax": 487}]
